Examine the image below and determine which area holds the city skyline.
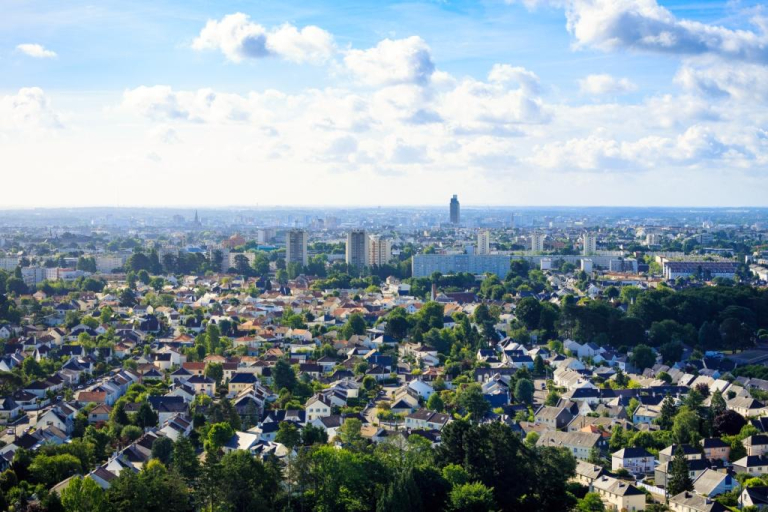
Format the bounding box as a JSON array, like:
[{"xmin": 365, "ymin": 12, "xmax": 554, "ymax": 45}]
[{"xmin": 3, "ymin": 0, "xmax": 768, "ymax": 207}]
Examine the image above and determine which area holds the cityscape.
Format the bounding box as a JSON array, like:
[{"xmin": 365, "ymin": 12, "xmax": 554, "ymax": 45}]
[{"xmin": 4, "ymin": 0, "xmax": 768, "ymax": 511}]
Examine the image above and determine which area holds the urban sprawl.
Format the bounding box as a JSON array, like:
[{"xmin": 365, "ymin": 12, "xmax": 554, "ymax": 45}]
[{"xmin": 0, "ymin": 202, "xmax": 767, "ymax": 511}]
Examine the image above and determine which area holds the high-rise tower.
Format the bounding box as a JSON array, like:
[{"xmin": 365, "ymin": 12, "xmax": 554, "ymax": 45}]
[{"xmin": 450, "ymin": 195, "xmax": 460, "ymax": 225}]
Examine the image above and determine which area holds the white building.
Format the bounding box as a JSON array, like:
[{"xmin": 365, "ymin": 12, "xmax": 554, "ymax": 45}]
[
  {"xmin": 477, "ymin": 230, "xmax": 491, "ymax": 255},
  {"xmin": 95, "ymin": 255, "xmax": 126, "ymax": 274},
  {"xmin": 581, "ymin": 259, "xmax": 593, "ymax": 273},
  {"xmin": 368, "ymin": 235, "xmax": 392, "ymax": 267},
  {"xmin": 582, "ymin": 233, "xmax": 597, "ymax": 256},
  {"xmin": 530, "ymin": 232, "xmax": 546, "ymax": 253}
]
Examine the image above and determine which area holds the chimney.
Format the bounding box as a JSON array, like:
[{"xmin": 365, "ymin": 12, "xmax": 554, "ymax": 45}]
[{"xmin": 430, "ymin": 283, "xmax": 437, "ymax": 301}]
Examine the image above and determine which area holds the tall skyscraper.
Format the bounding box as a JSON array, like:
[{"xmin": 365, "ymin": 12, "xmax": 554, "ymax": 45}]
[
  {"xmin": 346, "ymin": 229, "xmax": 368, "ymax": 268},
  {"xmin": 582, "ymin": 232, "xmax": 597, "ymax": 255},
  {"xmin": 368, "ymin": 235, "xmax": 392, "ymax": 267},
  {"xmin": 285, "ymin": 229, "xmax": 308, "ymax": 266},
  {"xmin": 450, "ymin": 195, "xmax": 460, "ymax": 224},
  {"xmin": 530, "ymin": 232, "xmax": 546, "ymax": 253},
  {"xmin": 477, "ymin": 230, "xmax": 491, "ymax": 255}
]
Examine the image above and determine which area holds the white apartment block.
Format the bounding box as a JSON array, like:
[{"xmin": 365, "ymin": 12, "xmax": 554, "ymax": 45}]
[
  {"xmin": 530, "ymin": 233, "xmax": 546, "ymax": 253},
  {"xmin": 582, "ymin": 233, "xmax": 597, "ymax": 255},
  {"xmin": 95, "ymin": 255, "xmax": 127, "ymax": 274},
  {"xmin": 477, "ymin": 230, "xmax": 491, "ymax": 255},
  {"xmin": 368, "ymin": 236, "xmax": 392, "ymax": 267},
  {"xmin": 0, "ymin": 258, "xmax": 20, "ymax": 271}
]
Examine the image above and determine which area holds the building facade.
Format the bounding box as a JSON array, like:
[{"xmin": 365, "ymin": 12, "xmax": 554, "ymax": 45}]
[
  {"xmin": 450, "ymin": 195, "xmax": 460, "ymax": 224},
  {"xmin": 346, "ymin": 230, "xmax": 368, "ymax": 269},
  {"xmin": 368, "ymin": 235, "xmax": 392, "ymax": 267},
  {"xmin": 477, "ymin": 230, "xmax": 491, "ymax": 255},
  {"xmin": 285, "ymin": 229, "xmax": 308, "ymax": 267}
]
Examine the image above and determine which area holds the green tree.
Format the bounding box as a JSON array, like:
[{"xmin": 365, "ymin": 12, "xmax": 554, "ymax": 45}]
[
  {"xmin": 204, "ymin": 362, "xmax": 224, "ymax": 386},
  {"xmin": 275, "ymin": 421, "xmax": 301, "ymax": 449},
  {"xmin": 576, "ymin": 492, "xmax": 605, "ymax": 512},
  {"xmin": 673, "ymin": 407, "xmax": 701, "ymax": 446},
  {"xmin": 60, "ymin": 475, "xmax": 106, "ymax": 512},
  {"xmin": 457, "ymin": 384, "xmax": 490, "ymax": 422},
  {"xmin": 629, "ymin": 344, "xmax": 655, "ymax": 371},
  {"xmin": 448, "ymin": 482, "xmax": 496, "ymax": 512},
  {"xmin": 135, "ymin": 402, "xmax": 158, "ymax": 429},
  {"xmin": 667, "ymin": 444, "xmax": 693, "ymax": 496},
  {"xmin": 273, "ymin": 359, "xmax": 296, "ymax": 393},
  {"xmin": 171, "ymin": 436, "xmax": 199, "ymax": 483},
  {"xmin": 151, "ymin": 436, "xmax": 173, "ymax": 465},
  {"xmin": 514, "ymin": 378, "xmax": 534, "ymax": 405},
  {"xmin": 207, "ymin": 422, "xmax": 234, "ymax": 452},
  {"xmin": 29, "ymin": 453, "xmax": 81, "ymax": 487},
  {"xmin": 342, "ymin": 312, "xmax": 367, "ymax": 339},
  {"xmin": 121, "ymin": 425, "xmax": 143, "ymax": 442},
  {"xmin": 427, "ymin": 392, "xmax": 445, "ymax": 412},
  {"xmin": 657, "ymin": 394, "xmax": 676, "ymax": 430}
]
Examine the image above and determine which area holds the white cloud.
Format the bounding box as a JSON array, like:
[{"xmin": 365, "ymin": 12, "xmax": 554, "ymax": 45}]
[
  {"xmin": 343, "ymin": 36, "xmax": 435, "ymax": 86},
  {"xmin": 16, "ymin": 43, "xmax": 57, "ymax": 58},
  {"xmin": 438, "ymin": 74, "xmax": 549, "ymax": 129},
  {"xmin": 527, "ymin": 125, "xmax": 750, "ymax": 171},
  {"xmin": 192, "ymin": 13, "xmax": 335, "ymax": 64},
  {"xmin": 675, "ymin": 60, "xmax": 768, "ymax": 103},
  {"xmin": 578, "ymin": 73, "xmax": 637, "ymax": 94},
  {"xmin": 563, "ymin": 0, "xmax": 768, "ymax": 63},
  {"xmin": 488, "ymin": 64, "xmax": 541, "ymax": 94},
  {"xmin": 149, "ymin": 124, "xmax": 181, "ymax": 144},
  {"xmin": 0, "ymin": 87, "xmax": 62, "ymax": 131}
]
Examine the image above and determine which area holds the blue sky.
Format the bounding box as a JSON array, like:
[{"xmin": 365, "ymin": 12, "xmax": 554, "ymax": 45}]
[{"xmin": 2, "ymin": 0, "xmax": 768, "ymax": 207}]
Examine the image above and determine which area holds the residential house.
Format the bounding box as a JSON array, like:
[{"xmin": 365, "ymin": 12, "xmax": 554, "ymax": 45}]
[
  {"xmin": 404, "ymin": 409, "xmax": 451, "ymax": 431},
  {"xmin": 591, "ymin": 475, "xmax": 646, "ymax": 511},
  {"xmin": 611, "ymin": 447, "xmax": 655, "ymax": 475},
  {"xmin": 668, "ymin": 491, "xmax": 727, "ymax": 512},
  {"xmin": 536, "ymin": 431, "xmax": 606, "ymax": 460},
  {"xmin": 306, "ymin": 395, "xmax": 332, "ymax": 422}
]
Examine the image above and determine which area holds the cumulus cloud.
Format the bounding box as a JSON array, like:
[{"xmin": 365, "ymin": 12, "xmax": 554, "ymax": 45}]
[
  {"xmin": 527, "ymin": 125, "xmax": 750, "ymax": 171},
  {"xmin": 121, "ymin": 85, "xmax": 256, "ymax": 122},
  {"xmin": 675, "ymin": 60, "xmax": 768, "ymax": 103},
  {"xmin": 488, "ymin": 64, "xmax": 541, "ymax": 94},
  {"xmin": 578, "ymin": 73, "xmax": 637, "ymax": 94},
  {"xmin": 343, "ymin": 36, "xmax": 435, "ymax": 86},
  {"xmin": 438, "ymin": 74, "xmax": 549, "ymax": 130},
  {"xmin": 0, "ymin": 87, "xmax": 62, "ymax": 131},
  {"xmin": 563, "ymin": 0, "xmax": 768, "ymax": 63},
  {"xmin": 16, "ymin": 43, "xmax": 57, "ymax": 58},
  {"xmin": 192, "ymin": 13, "xmax": 335, "ymax": 64}
]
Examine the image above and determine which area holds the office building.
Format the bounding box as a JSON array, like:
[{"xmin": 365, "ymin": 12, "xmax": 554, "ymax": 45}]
[
  {"xmin": 286, "ymin": 229, "xmax": 308, "ymax": 266},
  {"xmin": 450, "ymin": 195, "xmax": 460, "ymax": 224},
  {"xmin": 346, "ymin": 230, "xmax": 368, "ymax": 268},
  {"xmin": 368, "ymin": 235, "xmax": 392, "ymax": 267},
  {"xmin": 412, "ymin": 254, "xmax": 511, "ymax": 278},
  {"xmin": 582, "ymin": 233, "xmax": 597, "ymax": 255},
  {"xmin": 530, "ymin": 232, "xmax": 546, "ymax": 253},
  {"xmin": 477, "ymin": 230, "xmax": 491, "ymax": 255}
]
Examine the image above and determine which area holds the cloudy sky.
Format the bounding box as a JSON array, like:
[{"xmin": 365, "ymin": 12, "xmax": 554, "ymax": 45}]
[{"xmin": 2, "ymin": 0, "xmax": 768, "ymax": 207}]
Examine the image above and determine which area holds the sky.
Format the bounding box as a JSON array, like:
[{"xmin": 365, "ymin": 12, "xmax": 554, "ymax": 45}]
[{"xmin": 2, "ymin": 0, "xmax": 768, "ymax": 208}]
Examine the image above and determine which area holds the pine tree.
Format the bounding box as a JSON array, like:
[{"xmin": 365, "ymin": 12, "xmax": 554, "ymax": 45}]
[
  {"xmin": 377, "ymin": 468, "xmax": 423, "ymax": 512},
  {"xmin": 710, "ymin": 389, "xmax": 726, "ymax": 417},
  {"xmin": 667, "ymin": 445, "xmax": 693, "ymax": 497},
  {"xmin": 657, "ymin": 394, "xmax": 676, "ymax": 430}
]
